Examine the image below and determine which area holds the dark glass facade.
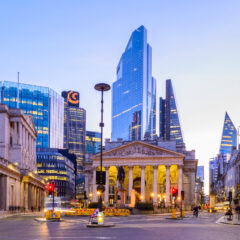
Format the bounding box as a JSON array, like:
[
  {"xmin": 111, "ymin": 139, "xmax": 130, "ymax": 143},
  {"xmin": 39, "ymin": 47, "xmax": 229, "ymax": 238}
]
[
  {"xmin": 36, "ymin": 148, "xmax": 75, "ymax": 198},
  {"xmin": 0, "ymin": 81, "xmax": 64, "ymax": 148},
  {"xmin": 219, "ymin": 112, "xmax": 237, "ymax": 155},
  {"xmin": 159, "ymin": 79, "xmax": 184, "ymax": 145},
  {"xmin": 112, "ymin": 25, "xmax": 156, "ymax": 141},
  {"xmin": 196, "ymin": 166, "xmax": 204, "ymax": 182},
  {"xmin": 62, "ymin": 91, "xmax": 86, "ymax": 177},
  {"xmin": 86, "ymin": 131, "xmax": 101, "ymax": 155}
]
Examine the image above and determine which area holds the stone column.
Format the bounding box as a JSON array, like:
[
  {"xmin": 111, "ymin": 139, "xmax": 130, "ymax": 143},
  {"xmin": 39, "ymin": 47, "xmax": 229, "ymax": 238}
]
[
  {"xmin": 85, "ymin": 172, "xmax": 89, "ymax": 196},
  {"xmin": 189, "ymin": 171, "xmax": 195, "ymax": 207},
  {"xmin": 153, "ymin": 166, "xmax": 158, "ymax": 205},
  {"xmin": 92, "ymin": 168, "xmax": 97, "ymax": 202},
  {"xmin": 165, "ymin": 165, "xmax": 171, "ymax": 206},
  {"xmin": 141, "ymin": 166, "xmax": 145, "ymax": 202},
  {"xmin": 128, "ymin": 166, "xmax": 133, "ymax": 200},
  {"xmin": 178, "ymin": 166, "xmax": 183, "ymax": 198},
  {"xmin": 104, "ymin": 167, "xmax": 109, "ymax": 206},
  {"xmin": 25, "ymin": 183, "xmax": 28, "ymax": 211},
  {"xmin": 13, "ymin": 122, "xmax": 18, "ymax": 144},
  {"xmin": 18, "ymin": 122, "xmax": 22, "ymax": 145}
]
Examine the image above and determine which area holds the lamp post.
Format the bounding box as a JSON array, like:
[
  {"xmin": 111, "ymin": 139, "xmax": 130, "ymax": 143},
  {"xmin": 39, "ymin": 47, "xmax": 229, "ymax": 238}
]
[{"xmin": 94, "ymin": 83, "xmax": 110, "ymax": 211}]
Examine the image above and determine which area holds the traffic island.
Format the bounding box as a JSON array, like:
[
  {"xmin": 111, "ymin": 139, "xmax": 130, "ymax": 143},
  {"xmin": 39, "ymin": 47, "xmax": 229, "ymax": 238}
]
[
  {"xmin": 86, "ymin": 223, "xmax": 115, "ymax": 228},
  {"xmin": 217, "ymin": 216, "xmax": 240, "ymax": 225},
  {"xmin": 35, "ymin": 217, "xmax": 62, "ymax": 222}
]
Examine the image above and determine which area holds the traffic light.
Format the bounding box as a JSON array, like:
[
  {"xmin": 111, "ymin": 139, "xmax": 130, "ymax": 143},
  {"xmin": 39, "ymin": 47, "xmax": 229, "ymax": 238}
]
[
  {"xmin": 181, "ymin": 190, "xmax": 184, "ymax": 200},
  {"xmin": 171, "ymin": 187, "xmax": 178, "ymax": 197},
  {"xmin": 228, "ymin": 191, "xmax": 232, "ymax": 202},
  {"xmin": 47, "ymin": 183, "xmax": 54, "ymax": 195},
  {"xmin": 96, "ymin": 171, "xmax": 106, "ymax": 185}
]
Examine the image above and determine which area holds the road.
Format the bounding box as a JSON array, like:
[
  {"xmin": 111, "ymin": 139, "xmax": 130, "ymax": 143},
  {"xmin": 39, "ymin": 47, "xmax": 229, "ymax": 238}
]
[{"xmin": 0, "ymin": 212, "xmax": 239, "ymax": 240}]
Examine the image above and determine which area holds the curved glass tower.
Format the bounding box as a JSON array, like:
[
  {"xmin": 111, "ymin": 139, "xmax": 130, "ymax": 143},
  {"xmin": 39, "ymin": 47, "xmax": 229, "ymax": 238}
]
[
  {"xmin": 112, "ymin": 25, "xmax": 156, "ymax": 141},
  {"xmin": 219, "ymin": 112, "xmax": 237, "ymax": 154},
  {"xmin": 159, "ymin": 79, "xmax": 184, "ymax": 145}
]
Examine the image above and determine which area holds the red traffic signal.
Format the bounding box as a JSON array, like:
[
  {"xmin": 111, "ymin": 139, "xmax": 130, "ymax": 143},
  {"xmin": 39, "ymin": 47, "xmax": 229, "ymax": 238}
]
[
  {"xmin": 171, "ymin": 187, "xmax": 178, "ymax": 197},
  {"xmin": 47, "ymin": 183, "xmax": 54, "ymax": 194}
]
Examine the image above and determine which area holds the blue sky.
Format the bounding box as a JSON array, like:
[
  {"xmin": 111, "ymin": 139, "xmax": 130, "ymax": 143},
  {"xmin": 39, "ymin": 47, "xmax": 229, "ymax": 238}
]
[{"xmin": 1, "ymin": 0, "xmax": 240, "ymax": 193}]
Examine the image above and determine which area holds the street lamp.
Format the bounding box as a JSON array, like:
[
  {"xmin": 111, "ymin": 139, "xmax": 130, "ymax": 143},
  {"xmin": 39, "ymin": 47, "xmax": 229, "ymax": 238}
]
[{"xmin": 94, "ymin": 83, "xmax": 111, "ymax": 211}]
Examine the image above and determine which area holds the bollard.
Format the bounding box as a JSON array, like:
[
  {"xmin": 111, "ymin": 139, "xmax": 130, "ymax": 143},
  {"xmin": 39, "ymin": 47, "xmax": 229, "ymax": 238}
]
[
  {"xmin": 172, "ymin": 208, "xmax": 177, "ymax": 219},
  {"xmin": 181, "ymin": 208, "xmax": 185, "ymax": 217}
]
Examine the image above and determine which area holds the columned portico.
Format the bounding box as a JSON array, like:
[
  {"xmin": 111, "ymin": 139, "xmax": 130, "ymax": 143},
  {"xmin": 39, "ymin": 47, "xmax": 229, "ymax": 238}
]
[{"xmin": 90, "ymin": 140, "xmax": 197, "ymax": 208}]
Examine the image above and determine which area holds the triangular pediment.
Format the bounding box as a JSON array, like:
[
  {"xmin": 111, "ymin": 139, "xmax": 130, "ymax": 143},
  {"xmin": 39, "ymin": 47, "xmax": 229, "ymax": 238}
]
[
  {"xmin": 92, "ymin": 141, "xmax": 185, "ymax": 160},
  {"xmin": 24, "ymin": 115, "xmax": 37, "ymax": 135}
]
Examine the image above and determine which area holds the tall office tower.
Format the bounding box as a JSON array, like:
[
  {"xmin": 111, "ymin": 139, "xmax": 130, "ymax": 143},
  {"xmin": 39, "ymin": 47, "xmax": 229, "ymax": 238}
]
[
  {"xmin": 219, "ymin": 112, "xmax": 237, "ymax": 155},
  {"xmin": 61, "ymin": 91, "xmax": 86, "ymax": 178},
  {"xmin": 86, "ymin": 131, "xmax": 101, "ymax": 155},
  {"xmin": 37, "ymin": 148, "xmax": 76, "ymax": 198},
  {"xmin": 159, "ymin": 79, "xmax": 184, "ymax": 145},
  {"xmin": 196, "ymin": 166, "xmax": 204, "ymax": 182},
  {"xmin": 0, "ymin": 81, "xmax": 64, "ymax": 148},
  {"xmin": 112, "ymin": 25, "xmax": 156, "ymax": 141}
]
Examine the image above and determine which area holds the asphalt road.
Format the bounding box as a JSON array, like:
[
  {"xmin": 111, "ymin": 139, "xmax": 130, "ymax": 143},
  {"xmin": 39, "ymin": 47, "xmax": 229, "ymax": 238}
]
[{"xmin": 0, "ymin": 212, "xmax": 239, "ymax": 240}]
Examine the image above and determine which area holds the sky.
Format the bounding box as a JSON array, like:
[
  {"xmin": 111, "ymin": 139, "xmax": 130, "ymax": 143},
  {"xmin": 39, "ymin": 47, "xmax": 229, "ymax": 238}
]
[{"xmin": 1, "ymin": 0, "xmax": 240, "ymax": 194}]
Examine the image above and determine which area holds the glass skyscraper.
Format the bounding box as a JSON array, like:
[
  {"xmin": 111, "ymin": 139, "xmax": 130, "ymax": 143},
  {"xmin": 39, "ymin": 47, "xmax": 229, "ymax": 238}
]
[
  {"xmin": 86, "ymin": 131, "xmax": 101, "ymax": 155},
  {"xmin": 112, "ymin": 25, "xmax": 156, "ymax": 141},
  {"xmin": 62, "ymin": 91, "xmax": 86, "ymax": 177},
  {"xmin": 37, "ymin": 148, "xmax": 75, "ymax": 198},
  {"xmin": 159, "ymin": 79, "xmax": 184, "ymax": 145},
  {"xmin": 0, "ymin": 81, "xmax": 64, "ymax": 148},
  {"xmin": 219, "ymin": 112, "xmax": 237, "ymax": 155}
]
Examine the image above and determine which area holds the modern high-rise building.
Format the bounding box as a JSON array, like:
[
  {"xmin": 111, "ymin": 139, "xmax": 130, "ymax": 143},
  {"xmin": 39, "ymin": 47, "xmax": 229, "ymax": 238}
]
[
  {"xmin": 61, "ymin": 91, "xmax": 86, "ymax": 178},
  {"xmin": 37, "ymin": 148, "xmax": 76, "ymax": 198},
  {"xmin": 196, "ymin": 166, "xmax": 204, "ymax": 182},
  {"xmin": 86, "ymin": 131, "xmax": 101, "ymax": 155},
  {"xmin": 112, "ymin": 25, "xmax": 156, "ymax": 141},
  {"xmin": 0, "ymin": 81, "xmax": 64, "ymax": 148},
  {"xmin": 159, "ymin": 79, "xmax": 184, "ymax": 145},
  {"xmin": 219, "ymin": 112, "xmax": 237, "ymax": 155}
]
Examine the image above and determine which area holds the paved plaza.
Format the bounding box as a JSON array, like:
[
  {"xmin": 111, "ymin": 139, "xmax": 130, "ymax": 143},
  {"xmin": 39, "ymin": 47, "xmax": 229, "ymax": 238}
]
[{"xmin": 0, "ymin": 212, "xmax": 239, "ymax": 240}]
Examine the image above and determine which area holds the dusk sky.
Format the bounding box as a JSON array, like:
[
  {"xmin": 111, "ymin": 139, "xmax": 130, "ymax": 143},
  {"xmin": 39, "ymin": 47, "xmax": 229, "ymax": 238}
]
[{"xmin": 1, "ymin": 0, "xmax": 240, "ymax": 193}]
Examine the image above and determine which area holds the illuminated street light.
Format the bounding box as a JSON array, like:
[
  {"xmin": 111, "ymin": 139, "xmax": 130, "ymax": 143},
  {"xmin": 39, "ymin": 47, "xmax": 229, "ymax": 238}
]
[{"xmin": 94, "ymin": 83, "xmax": 110, "ymax": 212}]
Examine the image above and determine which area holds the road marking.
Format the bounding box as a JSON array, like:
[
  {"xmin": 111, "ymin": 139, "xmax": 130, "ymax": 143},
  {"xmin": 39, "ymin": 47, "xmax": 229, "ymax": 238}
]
[{"xmin": 49, "ymin": 237, "xmax": 116, "ymax": 239}]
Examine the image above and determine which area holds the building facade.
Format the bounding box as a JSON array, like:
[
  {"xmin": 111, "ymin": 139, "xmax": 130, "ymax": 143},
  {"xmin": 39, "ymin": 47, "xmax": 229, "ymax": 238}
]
[
  {"xmin": 112, "ymin": 25, "xmax": 156, "ymax": 141},
  {"xmin": 86, "ymin": 139, "xmax": 197, "ymax": 209},
  {"xmin": 61, "ymin": 91, "xmax": 86, "ymax": 198},
  {"xmin": 86, "ymin": 131, "xmax": 101, "ymax": 155},
  {"xmin": 159, "ymin": 79, "xmax": 184, "ymax": 145},
  {"xmin": 0, "ymin": 104, "xmax": 45, "ymax": 212},
  {"xmin": 219, "ymin": 112, "xmax": 237, "ymax": 155},
  {"xmin": 36, "ymin": 148, "xmax": 75, "ymax": 198},
  {"xmin": 0, "ymin": 81, "xmax": 64, "ymax": 148}
]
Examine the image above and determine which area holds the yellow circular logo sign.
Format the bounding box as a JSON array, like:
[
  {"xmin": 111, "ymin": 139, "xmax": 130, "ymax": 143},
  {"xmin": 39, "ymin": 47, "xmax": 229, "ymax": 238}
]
[{"xmin": 67, "ymin": 91, "xmax": 79, "ymax": 106}]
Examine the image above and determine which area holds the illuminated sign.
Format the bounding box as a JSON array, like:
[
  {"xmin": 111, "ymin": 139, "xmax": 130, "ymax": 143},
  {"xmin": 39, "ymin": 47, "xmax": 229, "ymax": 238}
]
[{"xmin": 67, "ymin": 91, "xmax": 79, "ymax": 107}]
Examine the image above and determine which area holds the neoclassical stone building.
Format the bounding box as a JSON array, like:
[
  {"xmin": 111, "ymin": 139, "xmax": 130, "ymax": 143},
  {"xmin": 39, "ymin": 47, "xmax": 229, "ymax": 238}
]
[
  {"xmin": 0, "ymin": 104, "xmax": 45, "ymax": 212},
  {"xmin": 86, "ymin": 139, "xmax": 197, "ymax": 208}
]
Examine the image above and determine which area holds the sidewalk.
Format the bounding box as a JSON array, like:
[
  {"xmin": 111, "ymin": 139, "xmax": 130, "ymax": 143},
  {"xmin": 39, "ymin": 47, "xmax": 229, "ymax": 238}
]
[
  {"xmin": 217, "ymin": 215, "xmax": 240, "ymax": 225},
  {"xmin": 0, "ymin": 211, "xmax": 44, "ymax": 219}
]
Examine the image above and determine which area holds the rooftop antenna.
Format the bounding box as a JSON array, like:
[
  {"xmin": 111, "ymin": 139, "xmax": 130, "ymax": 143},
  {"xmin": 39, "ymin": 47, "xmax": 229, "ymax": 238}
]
[{"xmin": 17, "ymin": 72, "xmax": 19, "ymax": 108}]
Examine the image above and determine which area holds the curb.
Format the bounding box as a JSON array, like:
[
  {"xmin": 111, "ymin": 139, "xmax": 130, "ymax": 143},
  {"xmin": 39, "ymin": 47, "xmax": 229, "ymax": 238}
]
[{"xmin": 86, "ymin": 223, "xmax": 115, "ymax": 228}]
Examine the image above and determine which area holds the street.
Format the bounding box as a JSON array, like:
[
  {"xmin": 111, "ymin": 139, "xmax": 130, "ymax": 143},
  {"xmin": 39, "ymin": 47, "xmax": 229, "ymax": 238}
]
[{"xmin": 0, "ymin": 212, "xmax": 239, "ymax": 240}]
